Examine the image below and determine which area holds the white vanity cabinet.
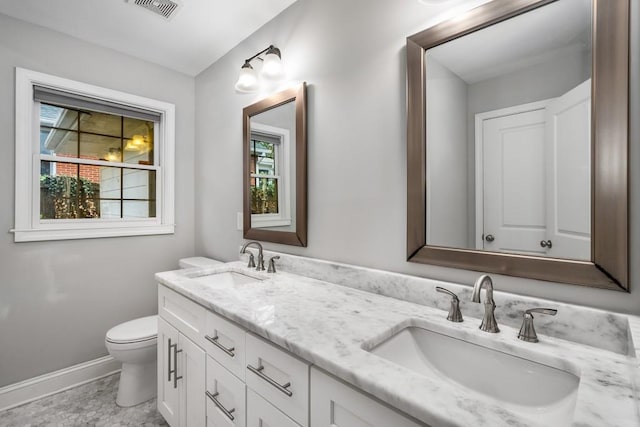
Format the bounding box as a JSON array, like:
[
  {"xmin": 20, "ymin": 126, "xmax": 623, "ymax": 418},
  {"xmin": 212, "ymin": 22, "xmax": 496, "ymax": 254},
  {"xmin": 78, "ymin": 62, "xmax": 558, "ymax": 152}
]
[
  {"xmin": 310, "ymin": 367, "xmax": 424, "ymax": 427},
  {"xmin": 158, "ymin": 283, "xmax": 423, "ymax": 427}
]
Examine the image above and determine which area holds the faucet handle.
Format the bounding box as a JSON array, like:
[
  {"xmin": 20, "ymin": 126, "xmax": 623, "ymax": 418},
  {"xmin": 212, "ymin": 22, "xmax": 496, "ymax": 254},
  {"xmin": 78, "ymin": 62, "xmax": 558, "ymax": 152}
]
[
  {"xmin": 435, "ymin": 286, "xmax": 463, "ymax": 323},
  {"xmin": 267, "ymin": 256, "xmax": 280, "ymax": 273},
  {"xmin": 518, "ymin": 307, "xmax": 557, "ymax": 343},
  {"xmin": 246, "ymin": 252, "xmax": 256, "ymax": 268}
]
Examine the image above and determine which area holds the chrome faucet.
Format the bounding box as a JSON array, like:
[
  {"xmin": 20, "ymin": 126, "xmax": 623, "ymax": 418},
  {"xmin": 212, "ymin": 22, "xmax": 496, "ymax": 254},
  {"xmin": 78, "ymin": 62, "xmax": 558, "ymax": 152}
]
[
  {"xmin": 240, "ymin": 241, "xmax": 265, "ymax": 271},
  {"xmin": 471, "ymin": 274, "xmax": 500, "ymax": 333}
]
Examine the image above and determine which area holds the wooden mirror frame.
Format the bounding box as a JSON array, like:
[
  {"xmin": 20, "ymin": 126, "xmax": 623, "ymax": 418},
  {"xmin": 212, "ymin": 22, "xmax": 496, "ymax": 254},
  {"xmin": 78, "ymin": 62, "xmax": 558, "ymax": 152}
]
[
  {"xmin": 406, "ymin": 0, "xmax": 629, "ymax": 290},
  {"xmin": 243, "ymin": 83, "xmax": 308, "ymax": 246}
]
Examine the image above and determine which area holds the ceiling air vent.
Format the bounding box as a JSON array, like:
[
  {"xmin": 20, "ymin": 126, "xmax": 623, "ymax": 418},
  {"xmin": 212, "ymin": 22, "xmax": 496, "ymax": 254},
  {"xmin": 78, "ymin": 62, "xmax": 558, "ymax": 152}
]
[{"xmin": 133, "ymin": 0, "xmax": 180, "ymax": 19}]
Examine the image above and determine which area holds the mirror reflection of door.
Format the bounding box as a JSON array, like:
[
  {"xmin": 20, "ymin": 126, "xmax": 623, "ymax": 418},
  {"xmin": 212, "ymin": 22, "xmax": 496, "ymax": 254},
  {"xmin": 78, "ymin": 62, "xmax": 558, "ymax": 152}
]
[
  {"xmin": 424, "ymin": 0, "xmax": 592, "ymax": 261},
  {"xmin": 476, "ymin": 80, "xmax": 590, "ymax": 259}
]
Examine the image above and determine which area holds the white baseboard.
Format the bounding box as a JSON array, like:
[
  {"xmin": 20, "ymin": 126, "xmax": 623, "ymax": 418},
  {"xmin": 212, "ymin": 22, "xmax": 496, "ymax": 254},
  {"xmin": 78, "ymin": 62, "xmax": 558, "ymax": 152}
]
[{"xmin": 0, "ymin": 355, "xmax": 121, "ymax": 412}]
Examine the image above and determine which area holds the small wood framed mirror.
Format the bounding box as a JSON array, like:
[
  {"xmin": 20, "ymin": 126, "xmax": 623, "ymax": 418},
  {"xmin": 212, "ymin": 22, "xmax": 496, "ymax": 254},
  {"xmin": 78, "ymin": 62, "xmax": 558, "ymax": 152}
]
[{"xmin": 242, "ymin": 83, "xmax": 307, "ymax": 246}]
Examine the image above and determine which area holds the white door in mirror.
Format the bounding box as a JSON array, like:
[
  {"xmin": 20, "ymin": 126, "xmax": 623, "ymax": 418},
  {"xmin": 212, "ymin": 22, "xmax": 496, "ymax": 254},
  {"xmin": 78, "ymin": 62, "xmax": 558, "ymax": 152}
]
[
  {"xmin": 544, "ymin": 79, "xmax": 591, "ymax": 260},
  {"xmin": 481, "ymin": 107, "xmax": 548, "ymax": 255}
]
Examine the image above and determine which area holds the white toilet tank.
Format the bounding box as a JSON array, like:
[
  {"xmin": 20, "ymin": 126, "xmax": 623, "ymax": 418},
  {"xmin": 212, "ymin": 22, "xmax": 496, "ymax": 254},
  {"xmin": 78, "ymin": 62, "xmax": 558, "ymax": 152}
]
[{"xmin": 178, "ymin": 257, "xmax": 223, "ymax": 269}]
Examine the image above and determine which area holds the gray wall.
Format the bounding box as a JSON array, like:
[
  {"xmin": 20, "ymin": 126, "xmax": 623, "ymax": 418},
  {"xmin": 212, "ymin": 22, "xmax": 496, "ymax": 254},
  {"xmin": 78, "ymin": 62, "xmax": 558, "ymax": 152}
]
[
  {"xmin": 425, "ymin": 56, "xmax": 468, "ymax": 248},
  {"xmin": 0, "ymin": 14, "xmax": 196, "ymax": 387},
  {"xmin": 194, "ymin": 0, "xmax": 640, "ymax": 315}
]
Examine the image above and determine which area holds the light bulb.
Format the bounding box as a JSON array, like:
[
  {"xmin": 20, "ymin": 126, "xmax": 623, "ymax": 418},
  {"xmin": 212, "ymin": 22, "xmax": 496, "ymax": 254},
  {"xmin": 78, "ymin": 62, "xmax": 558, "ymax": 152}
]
[
  {"xmin": 235, "ymin": 62, "xmax": 259, "ymax": 93},
  {"xmin": 260, "ymin": 47, "xmax": 284, "ymax": 81}
]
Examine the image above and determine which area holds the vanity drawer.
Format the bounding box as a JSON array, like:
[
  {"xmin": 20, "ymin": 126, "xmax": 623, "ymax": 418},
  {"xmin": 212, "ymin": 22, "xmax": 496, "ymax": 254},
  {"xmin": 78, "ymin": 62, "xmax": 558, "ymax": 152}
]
[
  {"xmin": 245, "ymin": 333, "xmax": 309, "ymax": 427},
  {"xmin": 206, "ymin": 356, "xmax": 246, "ymax": 427},
  {"xmin": 310, "ymin": 367, "xmax": 423, "ymax": 427},
  {"xmin": 158, "ymin": 285, "xmax": 206, "ymax": 346},
  {"xmin": 203, "ymin": 310, "xmax": 246, "ymax": 380},
  {"xmin": 247, "ymin": 388, "xmax": 301, "ymax": 427}
]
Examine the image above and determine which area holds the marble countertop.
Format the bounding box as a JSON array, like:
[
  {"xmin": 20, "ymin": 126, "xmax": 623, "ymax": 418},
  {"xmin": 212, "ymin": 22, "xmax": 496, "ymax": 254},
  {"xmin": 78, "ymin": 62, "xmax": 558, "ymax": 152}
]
[{"xmin": 156, "ymin": 262, "xmax": 640, "ymax": 427}]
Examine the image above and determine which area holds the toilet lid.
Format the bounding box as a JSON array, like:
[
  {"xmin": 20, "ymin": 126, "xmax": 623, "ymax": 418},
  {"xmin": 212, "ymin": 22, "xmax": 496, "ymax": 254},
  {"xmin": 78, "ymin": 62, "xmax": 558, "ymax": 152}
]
[{"xmin": 106, "ymin": 315, "xmax": 158, "ymax": 344}]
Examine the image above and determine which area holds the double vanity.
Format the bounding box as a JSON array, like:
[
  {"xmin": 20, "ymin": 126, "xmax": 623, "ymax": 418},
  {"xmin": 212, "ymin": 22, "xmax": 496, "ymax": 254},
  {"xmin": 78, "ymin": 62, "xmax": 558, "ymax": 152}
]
[{"xmin": 155, "ymin": 249, "xmax": 640, "ymax": 427}]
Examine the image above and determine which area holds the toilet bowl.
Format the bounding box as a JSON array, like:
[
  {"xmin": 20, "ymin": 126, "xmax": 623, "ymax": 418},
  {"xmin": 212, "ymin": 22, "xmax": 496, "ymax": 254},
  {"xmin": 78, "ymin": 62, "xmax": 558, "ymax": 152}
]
[
  {"xmin": 105, "ymin": 315, "xmax": 158, "ymax": 407},
  {"xmin": 105, "ymin": 258, "xmax": 222, "ymax": 407}
]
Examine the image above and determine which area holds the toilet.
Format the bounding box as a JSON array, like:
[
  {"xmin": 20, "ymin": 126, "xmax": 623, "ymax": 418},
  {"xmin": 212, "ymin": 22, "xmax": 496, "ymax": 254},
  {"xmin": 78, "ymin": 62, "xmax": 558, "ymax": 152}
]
[
  {"xmin": 105, "ymin": 315, "xmax": 158, "ymax": 407},
  {"xmin": 105, "ymin": 257, "xmax": 223, "ymax": 407}
]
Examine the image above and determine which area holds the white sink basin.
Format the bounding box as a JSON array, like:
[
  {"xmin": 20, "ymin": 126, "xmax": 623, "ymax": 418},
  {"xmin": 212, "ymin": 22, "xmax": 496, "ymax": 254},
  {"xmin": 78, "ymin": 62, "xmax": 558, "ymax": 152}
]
[
  {"xmin": 369, "ymin": 326, "xmax": 579, "ymax": 426},
  {"xmin": 191, "ymin": 271, "xmax": 263, "ymax": 287}
]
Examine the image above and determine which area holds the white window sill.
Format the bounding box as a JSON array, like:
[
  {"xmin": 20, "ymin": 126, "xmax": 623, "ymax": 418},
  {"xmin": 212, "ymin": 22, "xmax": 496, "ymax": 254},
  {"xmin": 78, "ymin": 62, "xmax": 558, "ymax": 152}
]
[
  {"xmin": 251, "ymin": 216, "xmax": 292, "ymax": 228},
  {"xmin": 12, "ymin": 224, "xmax": 175, "ymax": 242}
]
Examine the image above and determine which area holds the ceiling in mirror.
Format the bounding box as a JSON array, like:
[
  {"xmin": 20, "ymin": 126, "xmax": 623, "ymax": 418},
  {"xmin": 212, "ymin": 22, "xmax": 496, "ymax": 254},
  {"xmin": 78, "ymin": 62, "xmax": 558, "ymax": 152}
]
[{"xmin": 425, "ymin": 0, "xmax": 592, "ymax": 261}]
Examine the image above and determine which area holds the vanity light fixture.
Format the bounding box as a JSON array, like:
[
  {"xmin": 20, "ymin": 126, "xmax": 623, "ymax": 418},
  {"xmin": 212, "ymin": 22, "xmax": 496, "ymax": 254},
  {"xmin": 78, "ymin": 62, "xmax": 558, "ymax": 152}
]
[{"xmin": 234, "ymin": 45, "xmax": 285, "ymax": 94}]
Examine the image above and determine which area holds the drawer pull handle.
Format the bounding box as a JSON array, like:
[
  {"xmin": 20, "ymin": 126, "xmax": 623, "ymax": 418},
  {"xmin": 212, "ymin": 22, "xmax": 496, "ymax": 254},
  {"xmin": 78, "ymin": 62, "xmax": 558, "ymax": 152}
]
[
  {"xmin": 205, "ymin": 335, "xmax": 236, "ymax": 357},
  {"xmin": 206, "ymin": 390, "xmax": 236, "ymax": 421},
  {"xmin": 247, "ymin": 364, "xmax": 293, "ymax": 397}
]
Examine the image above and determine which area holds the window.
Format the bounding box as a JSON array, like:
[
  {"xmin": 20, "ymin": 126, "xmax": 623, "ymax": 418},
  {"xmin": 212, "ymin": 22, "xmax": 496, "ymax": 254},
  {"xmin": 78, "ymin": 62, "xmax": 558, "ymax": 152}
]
[
  {"xmin": 249, "ymin": 123, "xmax": 291, "ymax": 228},
  {"xmin": 14, "ymin": 68, "xmax": 175, "ymax": 242}
]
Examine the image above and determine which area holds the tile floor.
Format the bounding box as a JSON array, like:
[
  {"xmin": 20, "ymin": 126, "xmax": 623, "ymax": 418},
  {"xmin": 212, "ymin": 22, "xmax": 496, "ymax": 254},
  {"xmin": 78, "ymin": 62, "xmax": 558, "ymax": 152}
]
[{"xmin": 0, "ymin": 373, "xmax": 167, "ymax": 426}]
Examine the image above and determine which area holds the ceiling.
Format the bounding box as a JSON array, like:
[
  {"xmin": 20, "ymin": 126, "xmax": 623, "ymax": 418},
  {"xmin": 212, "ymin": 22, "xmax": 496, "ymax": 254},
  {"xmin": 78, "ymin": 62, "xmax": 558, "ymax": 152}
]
[
  {"xmin": 0, "ymin": 0, "xmax": 297, "ymax": 76},
  {"xmin": 428, "ymin": 0, "xmax": 591, "ymax": 84}
]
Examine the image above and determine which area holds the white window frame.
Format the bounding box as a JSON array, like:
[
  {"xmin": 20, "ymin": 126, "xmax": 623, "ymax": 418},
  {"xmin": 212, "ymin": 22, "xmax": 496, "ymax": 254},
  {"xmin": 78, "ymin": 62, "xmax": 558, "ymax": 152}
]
[
  {"xmin": 13, "ymin": 67, "xmax": 175, "ymax": 242},
  {"xmin": 250, "ymin": 122, "xmax": 291, "ymax": 228}
]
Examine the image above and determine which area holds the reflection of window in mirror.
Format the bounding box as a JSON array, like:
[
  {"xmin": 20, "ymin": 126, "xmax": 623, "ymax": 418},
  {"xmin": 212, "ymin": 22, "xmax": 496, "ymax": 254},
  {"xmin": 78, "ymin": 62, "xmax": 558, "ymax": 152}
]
[{"xmin": 249, "ymin": 122, "xmax": 291, "ymax": 228}]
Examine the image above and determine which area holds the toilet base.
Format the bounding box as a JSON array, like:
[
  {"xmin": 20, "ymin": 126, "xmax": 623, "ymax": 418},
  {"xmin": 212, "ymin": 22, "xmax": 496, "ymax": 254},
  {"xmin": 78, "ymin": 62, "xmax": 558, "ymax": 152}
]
[{"xmin": 116, "ymin": 360, "xmax": 157, "ymax": 407}]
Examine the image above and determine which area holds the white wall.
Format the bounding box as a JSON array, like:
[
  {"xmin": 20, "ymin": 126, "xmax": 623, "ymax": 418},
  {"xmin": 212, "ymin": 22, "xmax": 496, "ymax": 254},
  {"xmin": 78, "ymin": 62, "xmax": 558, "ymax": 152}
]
[
  {"xmin": 425, "ymin": 56, "xmax": 468, "ymax": 248},
  {"xmin": 195, "ymin": 0, "xmax": 640, "ymax": 315},
  {"xmin": 0, "ymin": 14, "xmax": 196, "ymax": 387}
]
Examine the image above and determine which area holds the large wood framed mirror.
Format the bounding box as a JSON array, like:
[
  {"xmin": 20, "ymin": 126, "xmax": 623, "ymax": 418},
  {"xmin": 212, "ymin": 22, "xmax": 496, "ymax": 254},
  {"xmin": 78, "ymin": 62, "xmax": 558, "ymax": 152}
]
[
  {"xmin": 407, "ymin": 0, "xmax": 629, "ymax": 290},
  {"xmin": 243, "ymin": 83, "xmax": 307, "ymax": 246}
]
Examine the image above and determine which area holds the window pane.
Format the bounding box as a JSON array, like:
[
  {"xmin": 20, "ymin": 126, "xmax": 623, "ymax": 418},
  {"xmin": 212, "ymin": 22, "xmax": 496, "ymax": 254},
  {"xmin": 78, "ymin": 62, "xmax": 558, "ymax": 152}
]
[
  {"xmin": 40, "ymin": 104, "xmax": 78, "ymax": 130},
  {"xmin": 123, "ymin": 117, "xmax": 154, "ymax": 165},
  {"xmin": 123, "ymin": 169, "xmax": 156, "ymax": 200},
  {"xmin": 40, "ymin": 161, "xmax": 101, "ymax": 219},
  {"xmin": 79, "ymin": 133, "xmax": 122, "ymax": 162},
  {"xmin": 87, "ymin": 165, "xmax": 121, "ymax": 200},
  {"xmin": 40, "ymin": 127, "xmax": 78, "ymax": 157},
  {"xmin": 251, "ymin": 178, "xmax": 279, "ymax": 214},
  {"xmin": 100, "ymin": 200, "xmax": 121, "ymax": 219},
  {"xmin": 123, "ymin": 137, "xmax": 154, "ymax": 165},
  {"xmin": 252, "ymin": 140, "xmax": 276, "ymax": 175},
  {"xmin": 79, "ymin": 111, "xmax": 121, "ymax": 137},
  {"xmin": 123, "ymin": 201, "xmax": 156, "ymax": 219}
]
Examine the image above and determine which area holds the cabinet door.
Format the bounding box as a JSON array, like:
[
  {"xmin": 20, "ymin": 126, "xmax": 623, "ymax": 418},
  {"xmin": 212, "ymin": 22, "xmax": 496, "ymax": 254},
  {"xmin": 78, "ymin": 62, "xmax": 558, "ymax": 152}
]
[
  {"xmin": 179, "ymin": 333, "xmax": 206, "ymax": 427},
  {"xmin": 247, "ymin": 388, "xmax": 300, "ymax": 427},
  {"xmin": 310, "ymin": 368, "xmax": 424, "ymax": 427},
  {"xmin": 158, "ymin": 318, "xmax": 181, "ymax": 427}
]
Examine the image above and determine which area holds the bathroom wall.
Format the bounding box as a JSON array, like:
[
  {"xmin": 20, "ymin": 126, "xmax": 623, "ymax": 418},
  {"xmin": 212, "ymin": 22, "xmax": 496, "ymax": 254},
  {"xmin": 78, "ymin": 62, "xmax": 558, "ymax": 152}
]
[
  {"xmin": 194, "ymin": 0, "xmax": 640, "ymax": 315},
  {"xmin": 425, "ymin": 56, "xmax": 468, "ymax": 248},
  {"xmin": 0, "ymin": 14, "xmax": 195, "ymax": 387}
]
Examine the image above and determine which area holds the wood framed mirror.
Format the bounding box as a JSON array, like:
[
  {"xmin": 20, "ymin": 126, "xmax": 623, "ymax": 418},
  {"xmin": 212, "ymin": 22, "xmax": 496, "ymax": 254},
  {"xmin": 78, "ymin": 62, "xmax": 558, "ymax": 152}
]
[
  {"xmin": 243, "ymin": 83, "xmax": 307, "ymax": 246},
  {"xmin": 406, "ymin": 0, "xmax": 629, "ymax": 290}
]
